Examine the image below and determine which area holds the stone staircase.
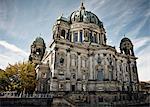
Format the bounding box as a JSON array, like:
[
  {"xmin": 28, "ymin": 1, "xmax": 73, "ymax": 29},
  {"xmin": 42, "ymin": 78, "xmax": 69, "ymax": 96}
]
[{"xmin": 51, "ymin": 91, "xmax": 76, "ymax": 107}]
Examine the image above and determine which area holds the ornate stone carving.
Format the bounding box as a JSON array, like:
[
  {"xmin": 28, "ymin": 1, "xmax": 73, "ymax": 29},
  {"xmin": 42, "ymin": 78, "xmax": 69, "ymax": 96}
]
[
  {"xmin": 66, "ymin": 48, "xmax": 71, "ymax": 52},
  {"xmin": 71, "ymin": 54, "xmax": 77, "ymax": 67},
  {"xmin": 97, "ymin": 54, "xmax": 102, "ymax": 64},
  {"xmin": 84, "ymin": 30, "xmax": 89, "ymax": 42},
  {"xmin": 59, "ymin": 57, "xmax": 64, "ymax": 65},
  {"xmin": 81, "ymin": 56, "xmax": 87, "ymax": 68},
  {"xmin": 95, "ymin": 64, "xmax": 104, "ymax": 81}
]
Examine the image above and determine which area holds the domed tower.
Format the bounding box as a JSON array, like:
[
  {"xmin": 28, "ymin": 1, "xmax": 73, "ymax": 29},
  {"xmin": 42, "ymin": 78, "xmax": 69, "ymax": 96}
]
[
  {"xmin": 120, "ymin": 37, "xmax": 139, "ymax": 92},
  {"xmin": 29, "ymin": 37, "xmax": 46, "ymax": 65},
  {"xmin": 52, "ymin": 2, "xmax": 107, "ymax": 45},
  {"xmin": 120, "ymin": 37, "xmax": 134, "ymax": 56}
]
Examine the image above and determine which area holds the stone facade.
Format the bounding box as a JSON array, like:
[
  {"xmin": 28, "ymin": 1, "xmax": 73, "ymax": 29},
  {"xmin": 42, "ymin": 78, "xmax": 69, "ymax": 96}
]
[{"xmin": 35, "ymin": 3, "xmax": 139, "ymax": 94}]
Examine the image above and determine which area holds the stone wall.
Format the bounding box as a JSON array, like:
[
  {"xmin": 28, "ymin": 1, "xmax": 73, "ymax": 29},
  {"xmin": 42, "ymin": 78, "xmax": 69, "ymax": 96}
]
[
  {"xmin": 0, "ymin": 98, "xmax": 52, "ymax": 107},
  {"xmin": 0, "ymin": 91, "xmax": 149, "ymax": 107}
]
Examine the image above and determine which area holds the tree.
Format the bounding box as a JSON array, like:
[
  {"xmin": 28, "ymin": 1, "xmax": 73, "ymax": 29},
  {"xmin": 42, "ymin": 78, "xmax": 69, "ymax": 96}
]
[
  {"xmin": 0, "ymin": 69, "xmax": 9, "ymax": 92},
  {"xmin": 0, "ymin": 62, "xmax": 36, "ymax": 93}
]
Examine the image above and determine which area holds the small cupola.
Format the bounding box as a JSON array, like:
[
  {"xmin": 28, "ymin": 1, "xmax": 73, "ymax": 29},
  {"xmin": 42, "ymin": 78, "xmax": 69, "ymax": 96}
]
[{"xmin": 120, "ymin": 37, "xmax": 134, "ymax": 56}]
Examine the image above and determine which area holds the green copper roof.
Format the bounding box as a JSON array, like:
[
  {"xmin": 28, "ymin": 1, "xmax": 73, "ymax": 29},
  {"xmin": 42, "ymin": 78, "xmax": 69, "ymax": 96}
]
[
  {"xmin": 69, "ymin": 3, "xmax": 103, "ymax": 28},
  {"xmin": 33, "ymin": 37, "xmax": 45, "ymax": 46}
]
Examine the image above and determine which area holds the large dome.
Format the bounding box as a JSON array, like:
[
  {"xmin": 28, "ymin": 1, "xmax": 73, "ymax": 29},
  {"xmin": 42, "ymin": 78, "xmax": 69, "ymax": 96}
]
[{"xmin": 69, "ymin": 3, "xmax": 103, "ymax": 28}]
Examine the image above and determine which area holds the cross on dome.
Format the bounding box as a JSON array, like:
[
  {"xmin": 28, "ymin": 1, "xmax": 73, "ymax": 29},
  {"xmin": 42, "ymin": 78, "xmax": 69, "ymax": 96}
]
[{"xmin": 80, "ymin": 1, "xmax": 85, "ymax": 10}]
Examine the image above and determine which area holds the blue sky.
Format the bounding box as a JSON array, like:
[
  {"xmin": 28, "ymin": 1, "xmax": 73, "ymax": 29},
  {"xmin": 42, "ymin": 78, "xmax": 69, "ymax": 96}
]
[{"xmin": 0, "ymin": 0, "xmax": 149, "ymax": 81}]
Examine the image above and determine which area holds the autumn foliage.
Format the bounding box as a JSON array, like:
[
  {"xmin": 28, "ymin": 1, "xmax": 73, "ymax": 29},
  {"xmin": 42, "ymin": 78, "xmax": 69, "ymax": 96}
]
[{"xmin": 0, "ymin": 62, "xmax": 36, "ymax": 93}]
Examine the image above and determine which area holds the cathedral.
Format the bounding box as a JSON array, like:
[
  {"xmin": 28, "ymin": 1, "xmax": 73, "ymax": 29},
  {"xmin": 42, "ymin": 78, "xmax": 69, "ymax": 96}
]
[{"xmin": 29, "ymin": 3, "xmax": 141, "ymax": 106}]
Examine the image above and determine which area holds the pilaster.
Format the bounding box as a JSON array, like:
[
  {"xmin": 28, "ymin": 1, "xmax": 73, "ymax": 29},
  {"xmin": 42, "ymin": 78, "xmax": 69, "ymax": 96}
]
[
  {"xmin": 89, "ymin": 52, "xmax": 94, "ymax": 80},
  {"xmin": 77, "ymin": 52, "xmax": 81, "ymax": 79},
  {"xmin": 66, "ymin": 48, "xmax": 71, "ymax": 78}
]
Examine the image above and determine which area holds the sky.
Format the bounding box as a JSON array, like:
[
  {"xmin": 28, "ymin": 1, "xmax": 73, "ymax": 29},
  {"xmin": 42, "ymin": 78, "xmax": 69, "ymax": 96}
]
[{"xmin": 0, "ymin": 0, "xmax": 149, "ymax": 81}]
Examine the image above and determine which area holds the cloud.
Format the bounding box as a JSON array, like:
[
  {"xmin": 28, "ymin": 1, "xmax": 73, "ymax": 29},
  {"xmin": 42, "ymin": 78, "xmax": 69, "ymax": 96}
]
[
  {"xmin": 145, "ymin": 10, "xmax": 150, "ymax": 17},
  {"xmin": 0, "ymin": 53, "xmax": 28, "ymax": 69},
  {"xmin": 133, "ymin": 36, "xmax": 150, "ymax": 52},
  {"xmin": 137, "ymin": 45, "xmax": 150, "ymax": 81},
  {"xmin": 0, "ymin": 54, "xmax": 13, "ymax": 69},
  {"xmin": 126, "ymin": 17, "xmax": 149, "ymax": 38},
  {"xmin": 132, "ymin": 36, "xmax": 150, "ymax": 81},
  {"xmin": 0, "ymin": 40, "xmax": 29, "ymax": 69},
  {"xmin": 87, "ymin": 0, "xmax": 108, "ymax": 12},
  {"xmin": 0, "ymin": 40, "xmax": 28, "ymax": 56}
]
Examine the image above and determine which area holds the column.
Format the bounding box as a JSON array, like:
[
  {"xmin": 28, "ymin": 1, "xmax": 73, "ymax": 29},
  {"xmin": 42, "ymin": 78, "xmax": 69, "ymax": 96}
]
[
  {"xmin": 65, "ymin": 30, "xmax": 66, "ymax": 39},
  {"xmin": 82, "ymin": 30, "xmax": 84, "ymax": 41},
  {"xmin": 116, "ymin": 61, "xmax": 119, "ymax": 81},
  {"xmin": 104, "ymin": 34, "xmax": 107, "ymax": 45},
  {"xmin": 78, "ymin": 30, "xmax": 80, "ymax": 42},
  {"xmin": 99, "ymin": 34, "xmax": 101, "ymax": 44},
  {"xmin": 101, "ymin": 34, "xmax": 104, "ymax": 45},
  {"xmin": 113, "ymin": 59, "xmax": 117, "ymax": 80},
  {"xmin": 77, "ymin": 52, "xmax": 81, "ymax": 79},
  {"xmin": 97, "ymin": 33, "xmax": 99, "ymax": 44},
  {"xmin": 123, "ymin": 63, "xmax": 126, "ymax": 81},
  {"xmin": 100, "ymin": 33, "xmax": 103, "ymax": 45},
  {"xmin": 104, "ymin": 58, "xmax": 109, "ymax": 80},
  {"xmin": 134, "ymin": 61, "xmax": 139, "ymax": 83},
  {"xmin": 66, "ymin": 49, "xmax": 71, "ymax": 78},
  {"xmin": 71, "ymin": 31, "xmax": 74, "ymax": 42},
  {"xmin": 89, "ymin": 53, "xmax": 94, "ymax": 80},
  {"xmin": 54, "ymin": 47, "xmax": 58, "ymax": 77}
]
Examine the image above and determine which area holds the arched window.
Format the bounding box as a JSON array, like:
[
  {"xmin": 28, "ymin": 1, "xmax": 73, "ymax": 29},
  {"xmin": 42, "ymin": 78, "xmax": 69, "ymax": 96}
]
[
  {"xmin": 97, "ymin": 68, "xmax": 104, "ymax": 81},
  {"xmin": 36, "ymin": 48, "xmax": 41, "ymax": 55},
  {"xmin": 80, "ymin": 31, "xmax": 83, "ymax": 42},
  {"xmin": 61, "ymin": 29, "xmax": 65, "ymax": 38},
  {"xmin": 93, "ymin": 33, "xmax": 97, "ymax": 43},
  {"xmin": 73, "ymin": 74, "xmax": 76, "ymax": 79},
  {"xmin": 66, "ymin": 32, "xmax": 70, "ymax": 40},
  {"xmin": 74, "ymin": 32, "xmax": 78, "ymax": 42},
  {"xmin": 89, "ymin": 32, "xmax": 93, "ymax": 42}
]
